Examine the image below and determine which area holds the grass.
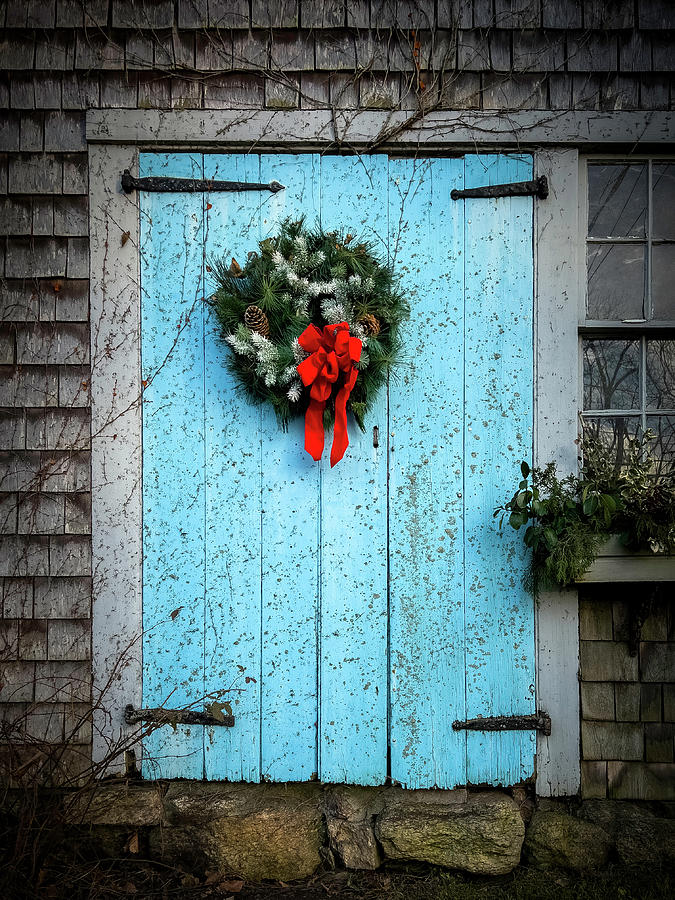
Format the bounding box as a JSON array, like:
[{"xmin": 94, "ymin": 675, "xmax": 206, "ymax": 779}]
[
  {"xmin": 235, "ymin": 866, "xmax": 674, "ymax": 900},
  {"xmin": 1, "ymin": 859, "xmax": 673, "ymax": 898}
]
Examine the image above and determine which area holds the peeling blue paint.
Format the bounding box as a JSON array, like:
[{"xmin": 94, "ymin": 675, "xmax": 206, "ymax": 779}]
[{"xmin": 139, "ymin": 152, "xmax": 535, "ymax": 787}]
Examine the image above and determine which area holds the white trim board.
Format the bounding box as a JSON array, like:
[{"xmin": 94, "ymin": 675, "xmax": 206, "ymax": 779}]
[
  {"xmin": 581, "ymin": 538, "xmax": 675, "ymax": 582},
  {"xmin": 90, "ymin": 146, "xmax": 143, "ymax": 772},
  {"xmin": 534, "ymin": 149, "xmax": 581, "ymax": 797},
  {"xmin": 86, "ymin": 109, "xmax": 675, "ymax": 150}
]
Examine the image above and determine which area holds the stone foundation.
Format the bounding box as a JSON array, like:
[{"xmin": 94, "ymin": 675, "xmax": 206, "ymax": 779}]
[{"xmin": 35, "ymin": 783, "xmax": 673, "ymax": 881}]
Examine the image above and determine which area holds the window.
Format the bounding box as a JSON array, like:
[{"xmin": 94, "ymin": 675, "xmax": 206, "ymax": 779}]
[{"xmin": 582, "ymin": 159, "xmax": 675, "ymax": 477}]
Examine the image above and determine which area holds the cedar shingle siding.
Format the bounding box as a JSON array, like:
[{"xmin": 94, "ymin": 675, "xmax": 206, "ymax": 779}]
[{"xmin": 1, "ymin": 0, "xmax": 674, "ymax": 790}]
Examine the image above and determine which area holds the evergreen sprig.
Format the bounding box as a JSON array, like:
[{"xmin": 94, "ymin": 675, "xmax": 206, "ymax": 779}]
[
  {"xmin": 495, "ymin": 430, "xmax": 675, "ymax": 591},
  {"xmin": 207, "ymin": 218, "xmax": 409, "ymax": 430}
]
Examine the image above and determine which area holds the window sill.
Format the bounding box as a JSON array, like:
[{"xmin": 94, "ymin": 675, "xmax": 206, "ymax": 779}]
[{"xmin": 577, "ymin": 536, "xmax": 675, "ymax": 582}]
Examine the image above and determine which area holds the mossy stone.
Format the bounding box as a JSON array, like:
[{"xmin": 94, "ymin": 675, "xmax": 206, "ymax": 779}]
[{"xmin": 523, "ymin": 810, "xmax": 612, "ymax": 871}]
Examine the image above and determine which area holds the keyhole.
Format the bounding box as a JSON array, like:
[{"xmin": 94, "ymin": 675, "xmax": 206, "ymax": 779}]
[{"xmin": 373, "ymin": 426, "xmax": 379, "ymax": 448}]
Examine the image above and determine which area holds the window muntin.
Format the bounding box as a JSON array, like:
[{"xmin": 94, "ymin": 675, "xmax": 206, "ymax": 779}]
[{"xmin": 582, "ymin": 159, "xmax": 675, "ymax": 476}]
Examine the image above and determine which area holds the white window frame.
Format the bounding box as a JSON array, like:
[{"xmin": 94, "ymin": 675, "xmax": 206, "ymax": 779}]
[
  {"xmin": 577, "ymin": 155, "xmax": 675, "ymax": 582},
  {"xmin": 87, "ymin": 109, "xmax": 674, "ymax": 794}
]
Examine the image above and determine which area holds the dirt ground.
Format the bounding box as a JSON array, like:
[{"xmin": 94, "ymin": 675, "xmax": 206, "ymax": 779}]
[
  {"xmin": 5, "ymin": 861, "xmax": 672, "ymax": 899},
  {"xmin": 234, "ymin": 866, "xmax": 673, "ymax": 900}
]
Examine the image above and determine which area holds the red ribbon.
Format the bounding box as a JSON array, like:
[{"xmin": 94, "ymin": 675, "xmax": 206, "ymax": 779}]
[{"xmin": 296, "ymin": 322, "xmax": 362, "ymax": 467}]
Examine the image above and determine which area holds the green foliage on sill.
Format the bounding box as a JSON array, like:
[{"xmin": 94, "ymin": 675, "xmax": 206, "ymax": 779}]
[{"xmin": 495, "ymin": 431, "xmax": 675, "ymax": 591}]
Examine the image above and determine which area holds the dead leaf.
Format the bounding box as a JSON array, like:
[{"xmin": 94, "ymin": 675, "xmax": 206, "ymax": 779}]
[
  {"xmin": 229, "ymin": 257, "xmax": 242, "ymax": 276},
  {"xmin": 205, "ymin": 871, "xmax": 244, "ymax": 890},
  {"xmin": 125, "ymin": 831, "xmax": 140, "ymax": 854},
  {"xmin": 121, "ymin": 230, "xmax": 131, "ymax": 246},
  {"xmin": 206, "ymin": 265, "xmax": 212, "ymax": 273},
  {"xmin": 142, "ymin": 379, "xmax": 149, "ymax": 388},
  {"xmin": 52, "ymin": 281, "xmax": 62, "ymax": 293},
  {"xmin": 204, "ymin": 699, "xmax": 232, "ymax": 721},
  {"xmin": 206, "ymin": 202, "xmax": 213, "ymax": 210},
  {"xmin": 170, "ymin": 606, "xmax": 184, "ymax": 620}
]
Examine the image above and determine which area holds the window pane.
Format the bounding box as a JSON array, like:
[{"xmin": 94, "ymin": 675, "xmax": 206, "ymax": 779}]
[
  {"xmin": 652, "ymin": 164, "xmax": 675, "ymax": 239},
  {"xmin": 645, "ymin": 416, "xmax": 675, "ymax": 479},
  {"xmin": 647, "ymin": 341, "xmax": 675, "ymax": 409},
  {"xmin": 651, "ymin": 243, "xmax": 675, "ymax": 319},
  {"xmin": 588, "ymin": 164, "xmax": 647, "ymax": 238},
  {"xmin": 587, "ymin": 243, "xmax": 645, "ymax": 320},
  {"xmin": 583, "ymin": 339, "xmax": 640, "ymax": 409},
  {"xmin": 583, "ymin": 416, "xmax": 641, "ymax": 472}
]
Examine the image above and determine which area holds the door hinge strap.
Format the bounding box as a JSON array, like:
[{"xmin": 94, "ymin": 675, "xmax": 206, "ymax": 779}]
[
  {"xmin": 124, "ymin": 704, "xmax": 235, "ymax": 728},
  {"xmin": 451, "ymin": 176, "xmax": 549, "ymax": 201},
  {"xmin": 121, "ymin": 170, "xmax": 285, "ymax": 195},
  {"xmin": 452, "ymin": 711, "xmax": 551, "ymax": 736}
]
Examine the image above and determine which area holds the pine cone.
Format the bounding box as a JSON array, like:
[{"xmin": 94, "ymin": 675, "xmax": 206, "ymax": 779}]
[
  {"xmin": 244, "ymin": 304, "xmax": 270, "ymax": 337},
  {"xmin": 359, "ymin": 314, "xmax": 381, "ymax": 336}
]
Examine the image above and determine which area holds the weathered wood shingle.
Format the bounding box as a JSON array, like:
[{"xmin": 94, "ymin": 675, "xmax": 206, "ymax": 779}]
[
  {"xmin": 19, "ymin": 114, "xmax": 45, "ymax": 152},
  {"xmin": 0, "ymin": 36, "xmax": 35, "ymax": 70},
  {"xmin": 74, "ymin": 33, "xmax": 125, "ymax": 70},
  {"xmin": 639, "ymin": 0, "xmax": 675, "ymax": 29},
  {"xmin": 252, "ymin": 0, "xmax": 299, "ymax": 28},
  {"xmin": 35, "ymin": 34, "xmax": 75, "ymax": 71},
  {"xmin": 5, "ymin": 238, "xmax": 67, "ymax": 277},
  {"xmin": 9, "ymin": 153, "xmax": 63, "ymax": 194},
  {"xmin": 44, "ymin": 112, "xmax": 86, "ymax": 152},
  {"xmin": 567, "ymin": 32, "xmax": 618, "ymax": 72},
  {"xmin": 584, "ymin": 0, "xmax": 634, "ymax": 29},
  {"xmin": 112, "ymin": 0, "xmax": 175, "ymax": 29}
]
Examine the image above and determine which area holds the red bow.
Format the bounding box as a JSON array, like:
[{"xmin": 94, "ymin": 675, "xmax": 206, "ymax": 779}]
[{"xmin": 296, "ymin": 322, "xmax": 362, "ymax": 467}]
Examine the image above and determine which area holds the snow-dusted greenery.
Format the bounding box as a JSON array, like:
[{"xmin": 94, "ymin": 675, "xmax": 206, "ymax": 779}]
[{"xmin": 208, "ymin": 218, "xmax": 408, "ymax": 429}]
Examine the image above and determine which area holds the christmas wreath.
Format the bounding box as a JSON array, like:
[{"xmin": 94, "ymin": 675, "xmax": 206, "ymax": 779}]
[{"xmin": 208, "ymin": 219, "xmax": 408, "ymax": 466}]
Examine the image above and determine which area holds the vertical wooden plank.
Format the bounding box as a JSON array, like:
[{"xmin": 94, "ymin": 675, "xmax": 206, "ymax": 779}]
[
  {"xmin": 140, "ymin": 152, "xmax": 205, "ymax": 779},
  {"xmin": 258, "ymin": 155, "xmax": 321, "ymax": 781},
  {"xmin": 203, "ymin": 154, "xmax": 263, "ymax": 782},
  {"xmin": 319, "ymin": 154, "xmax": 389, "ymax": 785},
  {"xmin": 388, "ymin": 157, "xmax": 467, "ymax": 789},
  {"xmin": 463, "ymin": 153, "xmax": 536, "ymax": 786},
  {"xmin": 90, "ymin": 146, "xmax": 143, "ymax": 773},
  {"xmin": 534, "ymin": 149, "xmax": 581, "ymax": 796}
]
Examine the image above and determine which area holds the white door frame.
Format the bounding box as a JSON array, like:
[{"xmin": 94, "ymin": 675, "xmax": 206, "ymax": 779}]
[{"xmin": 88, "ymin": 109, "xmax": 674, "ymax": 792}]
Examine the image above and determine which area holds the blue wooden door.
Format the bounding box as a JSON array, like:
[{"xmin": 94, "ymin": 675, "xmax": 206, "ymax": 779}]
[{"xmin": 139, "ymin": 152, "xmax": 535, "ymax": 787}]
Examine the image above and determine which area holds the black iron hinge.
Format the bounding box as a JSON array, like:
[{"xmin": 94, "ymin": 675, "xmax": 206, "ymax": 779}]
[
  {"xmin": 452, "ymin": 711, "xmax": 551, "ymax": 736},
  {"xmin": 121, "ymin": 170, "xmax": 285, "ymax": 195},
  {"xmin": 451, "ymin": 176, "xmax": 549, "ymax": 201},
  {"xmin": 124, "ymin": 704, "xmax": 235, "ymax": 728}
]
